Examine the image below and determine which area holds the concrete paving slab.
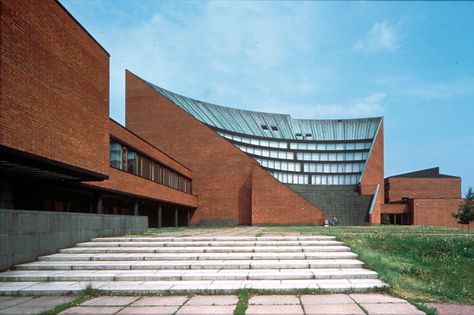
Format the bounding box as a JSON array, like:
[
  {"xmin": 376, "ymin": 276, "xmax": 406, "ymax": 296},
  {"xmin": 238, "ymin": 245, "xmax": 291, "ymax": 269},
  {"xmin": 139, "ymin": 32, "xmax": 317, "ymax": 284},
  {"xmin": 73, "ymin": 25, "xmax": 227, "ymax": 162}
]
[
  {"xmin": 350, "ymin": 294, "xmax": 407, "ymax": 304},
  {"xmin": 301, "ymin": 294, "xmax": 355, "ymax": 304},
  {"xmin": 246, "ymin": 304, "xmax": 304, "ymax": 315},
  {"xmin": 59, "ymin": 306, "xmax": 122, "ymax": 314},
  {"xmin": 186, "ymin": 295, "xmax": 238, "ymax": 305},
  {"xmin": 132, "ymin": 296, "xmax": 188, "ymax": 306},
  {"xmin": 249, "ymin": 295, "xmax": 299, "ymax": 305},
  {"xmin": 116, "ymin": 306, "xmax": 180, "ymax": 314},
  {"xmin": 81, "ymin": 296, "xmax": 139, "ymax": 306},
  {"xmin": 0, "ymin": 296, "xmax": 35, "ymax": 309},
  {"xmin": 361, "ymin": 303, "xmax": 426, "ymax": 314},
  {"xmin": 427, "ymin": 303, "xmax": 474, "ymax": 315},
  {"xmin": 176, "ymin": 305, "xmax": 235, "ymax": 315},
  {"xmin": 304, "ymin": 303, "xmax": 365, "ymax": 315}
]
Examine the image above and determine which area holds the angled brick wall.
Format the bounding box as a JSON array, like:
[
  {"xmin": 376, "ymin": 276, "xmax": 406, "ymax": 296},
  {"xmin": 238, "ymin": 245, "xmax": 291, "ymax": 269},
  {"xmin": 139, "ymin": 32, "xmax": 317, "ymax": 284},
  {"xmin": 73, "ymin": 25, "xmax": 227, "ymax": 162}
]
[
  {"xmin": 0, "ymin": 0, "xmax": 109, "ymax": 177},
  {"xmin": 125, "ymin": 71, "xmax": 325, "ymax": 225},
  {"xmin": 360, "ymin": 122, "xmax": 384, "ymax": 224},
  {"xmin": 252, "ymin": 167, "xmax": 325, "ymax": 225},
  {"xmin": 411, "ymin": 198, "xmax": 469, "ymax": 229}
]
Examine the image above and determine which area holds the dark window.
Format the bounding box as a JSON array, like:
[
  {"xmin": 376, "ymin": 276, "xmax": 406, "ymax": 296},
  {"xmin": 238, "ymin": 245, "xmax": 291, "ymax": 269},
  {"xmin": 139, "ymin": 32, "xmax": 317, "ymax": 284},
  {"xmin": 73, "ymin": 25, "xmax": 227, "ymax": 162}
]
[
  {"xmin": 261, "ymin": 125, "xmax": 269, "ymax": 130},
  {"xmin": 305, "ymin": 133, "xmax": 312, "ymax": 137},
  {"xmin": 109, "ymin": 139, "xmax": 192, "ymax": 194},
  {"xmin": 295, "ymin": 133, "xmax": 303, "ymax": 137},
  {"xmin": 271, "ymin": 126, "xmax": 278, "ymax": 131}
]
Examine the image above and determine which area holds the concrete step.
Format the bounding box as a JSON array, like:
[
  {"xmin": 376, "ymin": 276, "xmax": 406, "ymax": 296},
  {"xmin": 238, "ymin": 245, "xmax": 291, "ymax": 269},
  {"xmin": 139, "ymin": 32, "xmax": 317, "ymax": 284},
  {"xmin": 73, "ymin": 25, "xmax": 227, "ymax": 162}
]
[
  {"xmin": 38, "ymin": 252, "xmax": 358, "ymax": 262},
  {"xmin": 0, "ymin": 279, "xmax": 387, "ymax": 295},
  {"xmin": 14, "ymin": 259, "xmax": 364, "ymax": 271},
  {"xmin": 59, "ymin": 245, "xmax": 351, "ymax": 254},
  {"xmin": 76, "ymin": 240, "xmax": 343, "ymax": 247},
  {"xmin": 90, "ymin": 236, "xmax": 337, "ymax": 242},
  {"xmin": 0, "ymin": 268, "xmax": 379, "ymax": 282}
]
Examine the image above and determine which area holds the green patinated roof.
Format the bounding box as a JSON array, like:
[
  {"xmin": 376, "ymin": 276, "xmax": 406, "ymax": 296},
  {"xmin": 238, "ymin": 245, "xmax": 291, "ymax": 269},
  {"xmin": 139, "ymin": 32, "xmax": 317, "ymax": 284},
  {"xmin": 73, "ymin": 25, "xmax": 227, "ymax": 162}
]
[{"xmin": 144, "ymin": 80, "xmax": 382, "ymax": 141}]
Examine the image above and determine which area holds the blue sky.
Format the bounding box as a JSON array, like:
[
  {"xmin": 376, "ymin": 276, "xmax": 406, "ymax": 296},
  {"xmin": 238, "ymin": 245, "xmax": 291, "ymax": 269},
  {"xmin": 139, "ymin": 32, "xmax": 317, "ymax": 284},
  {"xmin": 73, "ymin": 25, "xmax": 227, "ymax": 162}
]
[{"xmin": 61, "ymin": 1, "xmax": 474, "ymax": 193}]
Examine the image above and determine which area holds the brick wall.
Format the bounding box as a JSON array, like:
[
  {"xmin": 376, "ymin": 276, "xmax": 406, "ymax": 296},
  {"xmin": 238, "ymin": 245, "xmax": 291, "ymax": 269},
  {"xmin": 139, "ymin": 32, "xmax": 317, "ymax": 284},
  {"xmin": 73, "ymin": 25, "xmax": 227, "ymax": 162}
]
[
  {"xmin": 0, "ymin": 0, "xmax": 109, "ymax": 176},
  {"xmin": 252, "ymin": 167, "xmax": 325, "ymax": 225},
  {"xmin": 84, "ymin": 119, "xmax": 197, "ymax": 207},
  {"xmin": 381, "ymin": 203, "xmax": 409, "ymax": 214},
  {"xmin": 125, "ymin": 71, "xmax": 325, "ymax": 225},
  {"xmin": 360, "ymin": 122, "xmax": 384, "ymax": 224},
  {"xmin": 385, "ymin": 178, "xmax": 461, "ymax": 202},
  {"xmin": 411, "ymin": 198, "xmax": 470, "ymax": 229}
]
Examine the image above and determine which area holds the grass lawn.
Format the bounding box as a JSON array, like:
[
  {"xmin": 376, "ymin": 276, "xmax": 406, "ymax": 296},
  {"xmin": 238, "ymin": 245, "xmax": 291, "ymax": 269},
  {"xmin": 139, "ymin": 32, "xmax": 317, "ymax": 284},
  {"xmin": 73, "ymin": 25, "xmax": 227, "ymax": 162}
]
[{"xmin": 262, "ymin": 225, "xmax": 474, "ymax": 304}]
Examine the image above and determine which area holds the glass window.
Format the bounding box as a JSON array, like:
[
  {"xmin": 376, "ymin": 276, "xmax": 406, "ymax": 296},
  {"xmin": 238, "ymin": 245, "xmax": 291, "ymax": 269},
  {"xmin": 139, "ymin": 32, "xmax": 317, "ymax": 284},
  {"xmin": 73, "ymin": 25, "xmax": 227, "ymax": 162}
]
[
  {"xmin": 346, "ymin": 152, "xmax": 354, "ymax": 160},
  {"xmin": 353, "ymin": 163, "xmax": 360, "ymax": 172},
  {"xmin": 127, "ymin": 151, "xmax": 139, "ymax": 175},
  {"xmin": 110, "ymin": 142, "xmax": 123, "ymax": 169},
  {"xmin": 308, "ymin": 143, "xmax": 316, "ymax": 150},
  {"xmin": 337, "ymin": 153, "xmax": 344, "ymax": 161},
  {"xmin": 270, "ymin": 150, "xmax": 278, "ymax": 158},
  {"xmin": 153, "ymin": 163, "xmax": 162, "ymax": 184},
  {"xmin": 316, "ymin": 164, "xmax": 323, "ymax": 172},
  {"xmin": 295, "ymin": 163, "xmax": 301, "ymax": 172},
  {"xmin": 269, "ymin": 141, "xmax": 279, "ymax": 148},
  {"xmin": 330, "ymin": 163, "xmax": 337, "ymax": 172},
  {"xmin": 290, "ymin": 143, "xmax": 297, "ymax": 150},
  {"xmin": 298, "ymin": 143, "xmax": 307, "ymax": 150},
  {"xmin": 278, "ymin": 151, "xmax": 286, "ymax": 159},
  {"xmin": 355, "ymin": 142, "xmax": 365, "ymax": 150},
  {"xmin": 288, "ymin": 162, "xmax": 295, "ymax": 172},
  {"xmin": 322, "ymin": 175, "xmax": 327, "ymax": 185},
  {"xmin": 262, "ymin": 150, "xmax": 270, "ymax": 157},
  {"xmin": 260, "ymin": 139, "xmax": 269, "ymax": 147},
  {"xmin": 336, "ymin": 143, "xmax": 344, "ymax": 150},
  {"xmin": 297, "ymin": 152, "xmax": 303, "ymax": 160},
  {"xmin": 323, "ymin": 164, "xmax": 330, "ymax": 173},
  {"xmin": 315, "ymin": 175, "xmax": 322, "ymax": 185},
  {"xmin": 250, "ymin": 138, "xmax": 259, "ymax": 146},
  {"xmin": 304, "ymin": 152, "xmax": 311, "ymax": 160},
  {"xmin": 287, "ymin": 152, "xmax": 294, "ymax": 159},
  {"xmin": 346, "ymin": 143, "xmax": 355, "ymax": 150},
  {"xmin": 354, "ymin": 152, "xmax": 363, "ymax": 160},
  {"xmin": 283, "ymin": 173, "xmax": 288, "ymax": 183},
  {"xmin": 328, "ymin": 153, "xmax": 336, "ymax": 161},
  {"xmin": 279, "ymin": 142, "xmax": 287, "ymax": 149},
  {"xmin": 247, "ymin": 147, "xmax": 254, "ymax": 154},
  {"xmin": 317, "ymin": 143, "xmax": 326, "ymax": 150},
  {"xmin": 327, "ymin": 143, "xmax": 336, "ymax": 150},
  {"xmin": 268, "ymin": 160, "xmax": 274, "ymax": 168},
  {"xmin": 254, "ymin": 148, "xmax": 262, "ymax": 156},
  {"xmin": 141, "ymin": 157, "xmax": 152, "ymax": 180},
  {"xmin": 242, "ymin": 137, "xmax": 250, "ymax": 144},
  {"xmin": 275, "ymin": 161, "xmax": 281, "ymax": 169},
  {"xmin": 345, "ymin": 164, "xmax": 352, "ymax": 173},
  {"xmin": 321, "ymin": 153, "xmax": 328, "ymax": 161},
  {"xmin": 337, "ymin": 164, "xmax": 344, "ymax": 173},
  {"xmin": 233, "ymin": 136, "xmax": 242, "ymax": 142},
  {"xmin": 365, "ymin": 142, "xmax": 372, "ymax": 149},
  {"xmin": 362, "ymin": 152, "xmax": 369, "ymax": 159},
  {"xmin": 281, "ymin": 161, "xmax": 288, "ymax": 171},
  {"xmin": 312, "ymin": 153, "xmax": 320, "ymax": 161}
]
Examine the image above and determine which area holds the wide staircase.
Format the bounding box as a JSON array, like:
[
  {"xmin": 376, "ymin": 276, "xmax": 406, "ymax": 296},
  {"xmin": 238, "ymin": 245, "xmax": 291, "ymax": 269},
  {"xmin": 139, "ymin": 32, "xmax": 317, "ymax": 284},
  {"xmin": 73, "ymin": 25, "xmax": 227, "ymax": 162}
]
[{"xmin": 0, "ymin": 235, "xmax": 386, "ymax": 295}]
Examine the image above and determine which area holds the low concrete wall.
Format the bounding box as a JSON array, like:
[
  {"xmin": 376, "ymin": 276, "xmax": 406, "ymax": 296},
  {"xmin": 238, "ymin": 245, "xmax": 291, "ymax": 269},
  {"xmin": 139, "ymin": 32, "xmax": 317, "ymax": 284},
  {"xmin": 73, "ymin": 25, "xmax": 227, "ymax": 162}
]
[{"xmin": 0, "ymin": 209, "xmax": 148, "ymax": 271}]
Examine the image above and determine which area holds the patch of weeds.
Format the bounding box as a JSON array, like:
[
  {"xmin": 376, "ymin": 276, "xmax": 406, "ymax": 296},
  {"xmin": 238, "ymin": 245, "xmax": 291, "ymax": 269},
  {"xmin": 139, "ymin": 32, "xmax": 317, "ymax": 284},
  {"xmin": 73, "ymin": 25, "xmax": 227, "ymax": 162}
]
[
  {"xmin": 408, "ymin": 299, "xmax": 438, "ymax": 315},
  {"xmin": 39, "ymin": 284, "xmax": 100, "ymax": 315},
  {"xmin": 234, "ymin": 289, "xmax": 253, "ymax": 315},
  {"xmin": 255, "ymin": 232, "xmax": 263, "ymax": 237}
]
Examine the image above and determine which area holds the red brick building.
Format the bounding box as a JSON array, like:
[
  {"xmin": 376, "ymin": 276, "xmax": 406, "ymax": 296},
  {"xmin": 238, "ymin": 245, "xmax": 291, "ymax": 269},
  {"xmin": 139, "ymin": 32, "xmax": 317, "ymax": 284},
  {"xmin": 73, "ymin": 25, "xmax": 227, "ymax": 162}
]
[
  {"xmin": 382, "ymin": 168, "xmax": 465, "ymax": 228},
  {"xmin": 1, "ymin": 0, "xmax": 463, "ymax": 227}
]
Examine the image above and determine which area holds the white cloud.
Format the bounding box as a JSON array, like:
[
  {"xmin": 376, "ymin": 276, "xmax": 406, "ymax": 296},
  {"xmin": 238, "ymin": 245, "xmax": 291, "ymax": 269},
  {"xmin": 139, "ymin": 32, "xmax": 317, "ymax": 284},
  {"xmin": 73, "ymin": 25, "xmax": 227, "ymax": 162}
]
[{"xmin": 355, "ymin": 20, "xmax": 399, "ymax": 53}]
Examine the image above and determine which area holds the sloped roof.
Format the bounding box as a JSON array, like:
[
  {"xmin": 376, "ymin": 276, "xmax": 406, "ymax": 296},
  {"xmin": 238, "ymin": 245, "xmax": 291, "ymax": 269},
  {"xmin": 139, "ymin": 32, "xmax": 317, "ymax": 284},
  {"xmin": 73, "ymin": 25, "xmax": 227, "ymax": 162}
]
[
  {"xmin": 144, "ymin": 79, "xmax": 383, "ymax": 141},
  {"xmin": 387, "ymin": 167, "xmax": 460, "ymax": 179}
]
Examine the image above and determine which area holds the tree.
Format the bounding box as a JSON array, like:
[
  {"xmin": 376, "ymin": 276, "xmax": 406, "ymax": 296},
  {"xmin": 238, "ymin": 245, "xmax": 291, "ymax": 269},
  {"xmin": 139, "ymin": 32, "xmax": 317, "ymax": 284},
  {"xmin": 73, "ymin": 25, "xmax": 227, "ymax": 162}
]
[{"xmin": 453, "ymin": 187, "xmax": 474, "ymax": 229}]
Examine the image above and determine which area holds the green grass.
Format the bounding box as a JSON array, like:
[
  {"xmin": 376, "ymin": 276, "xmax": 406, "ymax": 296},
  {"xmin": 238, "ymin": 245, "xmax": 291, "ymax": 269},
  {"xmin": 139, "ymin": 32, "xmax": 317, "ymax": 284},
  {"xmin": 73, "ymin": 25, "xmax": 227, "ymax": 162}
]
[
  {"xmin": 39, "ymin": 285, "xmax": 100, "ymax": 315},
  {"xmin": 262, "ymin": 225, "xmax": 474, "ymax": 304}
]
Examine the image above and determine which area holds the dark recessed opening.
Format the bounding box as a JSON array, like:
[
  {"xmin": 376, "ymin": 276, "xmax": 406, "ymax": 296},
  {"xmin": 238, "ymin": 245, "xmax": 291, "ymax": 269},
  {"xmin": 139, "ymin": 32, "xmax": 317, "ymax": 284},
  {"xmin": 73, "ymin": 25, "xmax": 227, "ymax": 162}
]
[
  {"xmin": 261, "ymin": 125, "xmax": 269, "ymax": 130},
  {"xmin": 295, "ymin": 133, "xmax": 302, "ymax": 137},
  {"xmin": 305, "ymin": 133, "xmax": 312, "ymax": 137},
  {"xmin": 271, "ymin": 126, "xmax": 278, "ymax": 131}
]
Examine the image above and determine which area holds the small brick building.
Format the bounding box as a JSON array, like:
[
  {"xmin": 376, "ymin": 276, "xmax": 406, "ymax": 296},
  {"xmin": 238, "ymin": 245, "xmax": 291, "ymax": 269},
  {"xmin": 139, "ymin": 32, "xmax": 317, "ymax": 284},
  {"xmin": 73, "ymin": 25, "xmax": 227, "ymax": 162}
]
[{"xmin": 382, "ymin": 168, "xmax": 464, "ymax": 228}]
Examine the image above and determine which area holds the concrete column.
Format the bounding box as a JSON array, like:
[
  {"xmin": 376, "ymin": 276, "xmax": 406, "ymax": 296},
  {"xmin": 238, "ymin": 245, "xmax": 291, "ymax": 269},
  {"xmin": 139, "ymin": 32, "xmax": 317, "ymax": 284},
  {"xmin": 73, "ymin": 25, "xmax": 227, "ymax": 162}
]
[
  {"xmin": 133, "ymin": 200, "xmax": 139, "ymax": 216},
  {"xmin": 97, "ymin": 194, "xmax": 103, "ymax": 214},
  {"xmin": 174, "ymin": 207, "xmax": 179, "ymax": 227},
  {"xmin": 158, "ymin": 204, "xmax": 162, "ymax": 228}
]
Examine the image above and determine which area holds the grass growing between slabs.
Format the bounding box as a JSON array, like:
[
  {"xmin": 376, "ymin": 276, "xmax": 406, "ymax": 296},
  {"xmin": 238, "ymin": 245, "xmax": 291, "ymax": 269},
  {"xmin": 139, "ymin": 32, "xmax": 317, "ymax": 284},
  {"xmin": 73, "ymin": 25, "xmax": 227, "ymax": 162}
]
[{"xmin": 263, "ymin": 225, "xmax": 474, "ymax": 304}]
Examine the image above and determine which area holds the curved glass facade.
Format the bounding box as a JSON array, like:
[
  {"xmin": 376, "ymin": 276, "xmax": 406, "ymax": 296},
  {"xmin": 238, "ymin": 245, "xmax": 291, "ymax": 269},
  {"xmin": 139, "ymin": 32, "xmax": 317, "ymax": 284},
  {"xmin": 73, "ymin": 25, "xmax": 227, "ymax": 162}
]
[{"xmin": 216, "ymin": 130, "xmax": 371, "ymax": 185}]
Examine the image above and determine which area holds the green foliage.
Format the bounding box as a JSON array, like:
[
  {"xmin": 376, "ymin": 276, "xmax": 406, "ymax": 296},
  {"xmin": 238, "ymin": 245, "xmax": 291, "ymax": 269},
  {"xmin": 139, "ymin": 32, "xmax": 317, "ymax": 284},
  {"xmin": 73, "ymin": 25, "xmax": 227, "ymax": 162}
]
[
  {"xmin": 453, "ymin": 187, "xmax": 474, "ymax": 227},
  {"xmin": 262, "ymin": 225, "xmax": 474, "ymax": 303},
  {"xmin": 39, "ymin": 284, "xmax": 100, "ymax": 315}
]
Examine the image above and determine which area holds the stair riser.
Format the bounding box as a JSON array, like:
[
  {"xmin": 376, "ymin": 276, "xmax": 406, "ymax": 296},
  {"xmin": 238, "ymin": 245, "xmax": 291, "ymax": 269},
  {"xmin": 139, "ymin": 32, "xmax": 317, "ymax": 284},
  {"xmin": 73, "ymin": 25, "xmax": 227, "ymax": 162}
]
[
  {"xmin": 77, "ymin": 241, "xmax": 342, "ymax": 248},
  {"xmin": 91, "ymin": 237, "xmax": 336, "ymax": 242}
]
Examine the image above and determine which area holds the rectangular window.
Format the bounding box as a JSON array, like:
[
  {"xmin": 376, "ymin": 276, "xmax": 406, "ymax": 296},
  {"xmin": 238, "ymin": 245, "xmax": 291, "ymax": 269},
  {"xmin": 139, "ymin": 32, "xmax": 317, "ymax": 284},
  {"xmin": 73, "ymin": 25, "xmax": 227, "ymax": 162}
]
[
  {"xmin": 308, "ymin": 143, "xmax": 316, "ymax": 150},
  {"xmin": 290, "ymin": 143, "xmax": 297, "ymax": 150},
  {"xmin": 250, "ymin": 138, "xmax": 259, "ymax": 146},
  {"xmin": 317, "ymin": 143, "xmax": 326, "ymax": 150},
  {"xmin": 327, "ymin": 143, "xmax": 336, "ymax": 150},
  {"xmin": 269, "ymin": 141, "xmax": 279, "ymax": 148},
  {"xmin": 281, "ymin": 161, "xmax": 288, "ymax": 171},
  {"xmin": 346, "ymin": 143, "xmax": 355, "ymax": 150},
  {"xmin": 336, "ymin": 143, "xmax": 344, "ymax": 150},
  {"xmin": 354, "ymin": 152, "xmax": 363, "ymax": 160},
  {"xmin": 262, "ymin": 150, "xmax": 270, "ymax": 157},
  {"xmin": 316, "ymin": 164, "xmax": 323, "ymax": 172},
  {"xmin": 278, "ymin": 151, "xmax": 286, "ymax": 159},
  {"xmin": 328, "ymin": 153, "xmax": 336, "ymax": 161},
  {"xmin": 323, "ymin": 164, "xmax": 330, "ymax": 173},
  {"xmin": 110, "ymin": 142, "xmax": 123, "ymax": 169},
  {"xmin": 321, "ymin": 153, "xmax": 328, "ymax": 161},
  {"xmin": 312, "ymin": 153, "xmax": 320, "ymax": 161},
  {"xmin": 330, "ymin": 163, "xmax": 337, "ymax": 172},
  {"xmin": 355, "ymin": 142, "xmax": 365, "ymax": 150},
  {"xmin": 279, "ymin": 142, "xmax": 287, "ymax": 149},
  {"xmin": 268, "ymin": 160, "xmax": 274, "ymax": 168},
  {"xmin": 141, "ymin": 156, "xmax": 152, "ymax": 180},
  {"xmin": 304, "ymin": 152, "xmax": 311, "ymax": 161},
  {"xmin": 127, "ymin": 151, "xmax": 139, "ymax": 175},
  {"xmin": 260, "ymin": 139, "xmax": 269, "ymax": 147}
]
